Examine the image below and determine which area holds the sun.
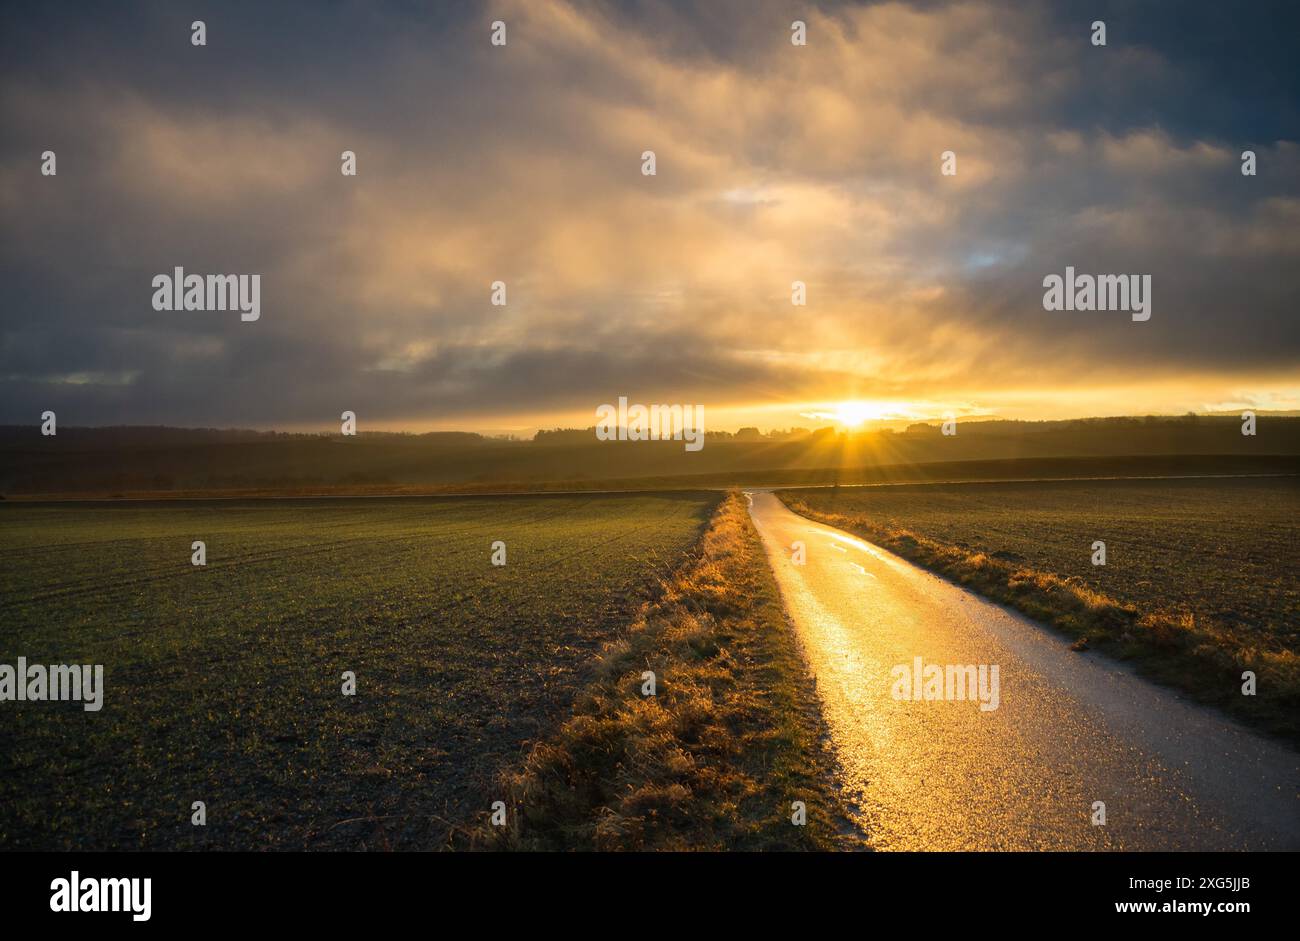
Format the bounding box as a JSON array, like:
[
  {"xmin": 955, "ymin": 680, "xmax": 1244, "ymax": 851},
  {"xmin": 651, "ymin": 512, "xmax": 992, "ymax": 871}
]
[
  {"xmin": 832, "ymin": 400, "xmax": 888, "ymax": 428},
  {"xmin": 800, "ymin": 399, "xmax": 916, "ymax": 428}
]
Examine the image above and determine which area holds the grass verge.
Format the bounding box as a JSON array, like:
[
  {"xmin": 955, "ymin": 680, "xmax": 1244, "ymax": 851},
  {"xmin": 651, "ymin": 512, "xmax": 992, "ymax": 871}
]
[
  {"xmin": 460, "ymin": 491, "xmax": 858, "ymax": 850},
  {"xmin": 778, "ymin": 493, "xmax": 1299, "ymax": 744}
]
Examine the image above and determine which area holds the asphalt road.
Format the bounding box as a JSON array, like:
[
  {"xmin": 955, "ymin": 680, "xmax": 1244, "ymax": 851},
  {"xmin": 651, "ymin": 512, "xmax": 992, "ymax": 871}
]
[{"xmin": 746, "ymin": 490, "xmax": 1299, "ymax": 850}]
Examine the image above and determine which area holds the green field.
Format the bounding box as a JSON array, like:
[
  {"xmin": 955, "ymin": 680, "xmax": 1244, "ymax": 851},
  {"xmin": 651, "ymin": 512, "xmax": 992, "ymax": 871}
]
[
  {"xmin": 0, "ymin": 492, "xmax": 719, "ymax": 849},
  {"xmin": 781, "ymin": 476, "xmax": 1300, "ymax": 737}
]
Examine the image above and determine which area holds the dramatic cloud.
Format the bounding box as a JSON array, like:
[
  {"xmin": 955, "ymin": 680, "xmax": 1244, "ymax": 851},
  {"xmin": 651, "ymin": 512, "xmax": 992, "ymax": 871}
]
[{"xmin": 2, "ymin": 0, "xmax": 1297, "ymax": 430}]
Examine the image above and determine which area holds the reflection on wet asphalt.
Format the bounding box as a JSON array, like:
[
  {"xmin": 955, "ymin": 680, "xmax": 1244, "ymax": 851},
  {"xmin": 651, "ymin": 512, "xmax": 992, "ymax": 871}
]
[{"xmin": 747, "ymin": 491, "xmax": 1299, "ymax": 850}]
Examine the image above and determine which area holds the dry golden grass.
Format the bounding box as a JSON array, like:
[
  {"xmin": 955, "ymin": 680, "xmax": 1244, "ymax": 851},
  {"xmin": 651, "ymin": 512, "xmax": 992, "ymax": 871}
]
[{"xmin": 460, "ymin": 492, "xmax": 858, "ymax": 850}]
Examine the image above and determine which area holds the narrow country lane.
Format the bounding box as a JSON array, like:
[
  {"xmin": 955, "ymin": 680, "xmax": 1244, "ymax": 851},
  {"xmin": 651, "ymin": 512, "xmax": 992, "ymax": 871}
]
[{"xmin": 747, "ymin": 491, "xmax": 1299, "ymax": 850}]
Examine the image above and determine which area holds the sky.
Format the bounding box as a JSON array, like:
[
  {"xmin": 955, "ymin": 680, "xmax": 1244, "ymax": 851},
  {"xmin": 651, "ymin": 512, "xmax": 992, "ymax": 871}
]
[{"xmin": 2, "ymin": 0, "xmax": 1298, "ymax": 434}]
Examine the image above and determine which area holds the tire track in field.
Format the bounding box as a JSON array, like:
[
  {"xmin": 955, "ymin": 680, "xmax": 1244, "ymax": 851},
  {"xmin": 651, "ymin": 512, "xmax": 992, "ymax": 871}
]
[
  {"xmin": 271, "ymin": 493, "xmax": 712, "ymax": 628},
  {"xmin": 1, "ymin": 500, "xmax": 591, "ymax": 612},
  {"xmin": 2, "ymin": 495, "xmax": 698, "ymax": 639}
]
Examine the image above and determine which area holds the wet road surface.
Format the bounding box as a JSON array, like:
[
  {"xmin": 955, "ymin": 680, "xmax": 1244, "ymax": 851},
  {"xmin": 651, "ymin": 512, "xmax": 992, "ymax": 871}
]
[{"xmin": 747, "ymin": 491, "xmax": 1299, "ymax": 850}]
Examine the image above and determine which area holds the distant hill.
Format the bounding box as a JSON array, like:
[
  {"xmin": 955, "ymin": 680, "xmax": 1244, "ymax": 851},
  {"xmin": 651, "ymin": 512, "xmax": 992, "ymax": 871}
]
[
  {"xmin": 1203, "ymin": 409, "xmax": 1300, "ymax": 417},
  {"xmin": 1, "ymin": 416, "xmax": 1296, "ymax": 498}
]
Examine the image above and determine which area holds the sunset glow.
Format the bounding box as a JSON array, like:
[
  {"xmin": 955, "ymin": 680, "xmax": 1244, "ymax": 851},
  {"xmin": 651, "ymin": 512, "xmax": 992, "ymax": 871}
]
[{"xmin": 1, "ymin": 1, "xmax": 1297, "ymax": 433}]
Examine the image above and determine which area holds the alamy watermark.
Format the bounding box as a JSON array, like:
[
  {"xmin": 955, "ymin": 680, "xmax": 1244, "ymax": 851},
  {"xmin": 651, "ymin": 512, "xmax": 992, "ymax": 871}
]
[
  {"xmin": 595, "ymin": 396, "xmax": 705, "ymax": 451},
  {"xmin": 890, "ymin": 657, "xmax": 1000, "ymax": 711},
  {"xmin": 1042, "ymin": 267, "xmax": 1150, "ymax": 321},
  {"xmin": 0, "ymin": 658, "xmax": 104, "ymax": 711},
  {"xmin": 50, "ymin": 871, "xmax": 150, "ymax": 921},
  {"xmin": 152, "ymin": 267, "xmax": 261, "ymax": 322}
]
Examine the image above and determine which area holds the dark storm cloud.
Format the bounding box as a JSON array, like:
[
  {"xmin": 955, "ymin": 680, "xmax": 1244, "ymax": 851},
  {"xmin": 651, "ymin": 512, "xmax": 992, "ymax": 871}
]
[{"xmin": 1, "ymin": 0, "xmax": 1297, "ymax": 427}]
